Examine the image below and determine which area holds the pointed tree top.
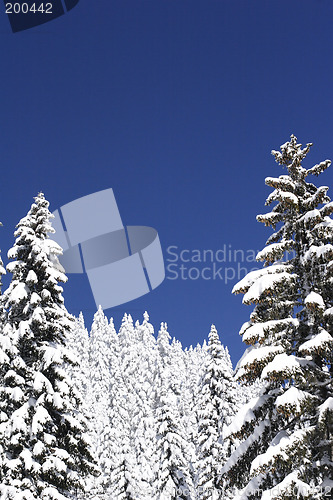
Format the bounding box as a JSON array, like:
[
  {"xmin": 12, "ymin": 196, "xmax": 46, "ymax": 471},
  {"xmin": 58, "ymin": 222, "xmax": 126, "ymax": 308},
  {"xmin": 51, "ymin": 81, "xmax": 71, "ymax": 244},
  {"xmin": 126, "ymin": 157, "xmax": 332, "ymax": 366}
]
[
  {"xmin": 78, "ymin": 311, "xmax": 85, "ymax": 327},
  {"xmin": 208, "ymin": 324, "xmax": 219, "ymax": 343},
  {"xmin": 157, "ymin": 322, "xmax": 171, "ymax": 343}
]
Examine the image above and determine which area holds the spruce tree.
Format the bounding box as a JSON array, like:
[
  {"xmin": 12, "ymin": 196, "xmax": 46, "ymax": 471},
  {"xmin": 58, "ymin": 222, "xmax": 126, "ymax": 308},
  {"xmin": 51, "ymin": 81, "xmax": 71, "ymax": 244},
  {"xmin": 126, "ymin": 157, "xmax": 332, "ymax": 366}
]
[
  {"xmin": 223, "ymin": 136, "xmax": 333, "ymax": 499},
  {"xmin": 183, "ymin": 343, "xmax": 209, "ymax": 483},
  {"xmin": 155, "ymin": 371, "xmax": 192, "ymax": 500},
  {"xmin": 66, "ymin": 313, "xmax": 90, "ymax": 408},
  {"xmin": 108, "ymin": 313, "xmax": 141, "ymax": 500},
  {"xmin": 132, "ymin": 313, "xmax": 158, "ymax": 498},
  {"xmin": 0, "ymin": 193, "xmax": 96, "ymax": 500},
  {"xmin": 87, "ymin": 307, "xmax": 112, "ymax": 472},
  {"xmin": 65, "ymin": 312, "xmax": 97, "ymax": 499},
  {"xmin": 196, "ymin": 325, "xmax": 230, "ymax": 500}
]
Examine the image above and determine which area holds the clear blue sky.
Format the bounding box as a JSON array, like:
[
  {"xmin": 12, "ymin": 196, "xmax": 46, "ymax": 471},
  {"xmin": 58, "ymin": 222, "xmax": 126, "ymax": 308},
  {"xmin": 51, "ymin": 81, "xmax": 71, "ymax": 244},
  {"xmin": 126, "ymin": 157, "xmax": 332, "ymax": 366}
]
[{"xmin": 0, "ymin": 0, "xmax": 332, "ymax": 365}]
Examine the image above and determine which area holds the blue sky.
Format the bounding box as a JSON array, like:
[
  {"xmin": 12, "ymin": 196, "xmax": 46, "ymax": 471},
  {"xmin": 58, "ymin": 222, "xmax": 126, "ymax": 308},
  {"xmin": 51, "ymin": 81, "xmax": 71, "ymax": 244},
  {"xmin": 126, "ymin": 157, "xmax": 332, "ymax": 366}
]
[{"xmin": 0, "ymin": 0, "xmax": 332, "ymax": 365}]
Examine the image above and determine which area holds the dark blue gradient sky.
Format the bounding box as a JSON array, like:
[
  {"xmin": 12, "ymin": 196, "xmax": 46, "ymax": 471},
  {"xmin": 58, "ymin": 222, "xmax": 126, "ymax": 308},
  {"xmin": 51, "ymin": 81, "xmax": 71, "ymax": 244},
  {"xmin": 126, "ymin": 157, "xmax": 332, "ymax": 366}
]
[{"xmin": 0, "ymin": 0, "xmax": 332, "ymax": 365}]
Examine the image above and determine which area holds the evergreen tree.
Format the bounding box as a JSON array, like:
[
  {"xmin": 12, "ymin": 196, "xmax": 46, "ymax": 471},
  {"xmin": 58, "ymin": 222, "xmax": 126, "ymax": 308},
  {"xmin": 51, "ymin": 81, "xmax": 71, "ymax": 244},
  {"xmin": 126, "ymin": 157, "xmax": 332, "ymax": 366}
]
[
  {"xmin": 183, "ymin": 343, "xmax": 209, "ymax": 483},
  {"xmin": 170, "ymin": 338, "xmax": 197, "ymax": 494},
  {"xmin": 155, "ymin": 366, "xmax": 192, "ymax": 500},
  {"xmin": 87, "ymin": 307, "xmax": 112, "ymax": 468},
  {"xmin": 65, "ymin": 313, "xmax": 96, "ymax": 499},
  {"xmin": 157, "ymin": 322, "xmax": 173, "ymax": 372},
  {"xmin": 132, "ymin": 312, "xmax": 158, "ymax": 498},
  {"xmin": 0, "ymin": 193, "xmax": 96, "ymax": 500},
  {"xmin": 196, "ymin": 325, "xmax": 231, "ymax": 500},
  {"xmin": 66, "ymin": 313, "xmax": 90, "ymax": 406},
  {"xmin": 107, "ymin": 313, "xmax": 141, "ymax": 499},
  {"xmin": 223, "ymin": 136, "xmax": 333, "ymax": 499}
]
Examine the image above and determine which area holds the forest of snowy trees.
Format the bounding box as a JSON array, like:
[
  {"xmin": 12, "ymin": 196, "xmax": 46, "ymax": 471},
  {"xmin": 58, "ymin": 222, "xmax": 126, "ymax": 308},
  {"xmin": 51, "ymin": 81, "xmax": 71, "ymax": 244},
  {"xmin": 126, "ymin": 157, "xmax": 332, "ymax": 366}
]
[{"xmin": 0, "ymin": 135, "xmax": 332, "ymax": 499}]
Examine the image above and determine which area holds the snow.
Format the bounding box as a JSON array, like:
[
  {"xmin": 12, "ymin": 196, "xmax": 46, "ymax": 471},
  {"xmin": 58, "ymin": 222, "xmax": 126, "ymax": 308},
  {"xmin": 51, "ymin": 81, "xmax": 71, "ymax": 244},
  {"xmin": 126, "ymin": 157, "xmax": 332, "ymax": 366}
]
[
  {"xmin": 275, "ymin": 386, "xmax": 311, "ymax": 413},
  {"xmin": 10, "ymin": 403, "xmax": 30, "ymax": 432},
  {"xmin": 256, "ymin": 241, "xmax": 294, "ymax": 262},
  {"xmin": 0, "ymin": 349, "xmax": 9, "ymax": 364},
  {"xmin": 43, "ymin": 433, "xmax": 56, "ymax": 445},
  {"xmin": 241, "ymin": 318, "xmax": 299, "ymax": 344},
  {"xmin": 52, "ymin": 393, "xmax": 63, "ymax": 409},
  {"xmin": 234, "ymin": 344, "xmax": 255, "ymax": 374},
  {"xmin": 19, "ymin": 448, "xmax": 33, "ymax": 470},
  {"xmin": 239, "ymin": 320, "xmax": 252, "ymax": 336},
  {"xmin": 31, "ymin": 406, "xmax": 51, "ymax": 434},
  {"xmin": 4, "ymin": 457, "xmax": 21, "ymax": 470},
  {"xmin": 32, "ymin": 306, "xmax": 45, "ymax": 323},
  {"xmin": 324, "ymin": 306, "xmax": 333, "ymax": 318},
  {"xmin": 243, "ymin": 272, "xmax": 296, "ymax": 304},
  {"xmin": 33, "ymin": 372, "xmax": 54, "ymax": 393},
  {"xmin": 223, "ymin": 395, "xmax": 270, "ymax": 437},
  {"xmin": 55, "ymin": 380, "xmax": 70, "ymax": 395},
  {"xmin": 222, "ymin": 419, "xmax": 270, "ymax": 474},
  {"xmin": 299, "ymin": 208, "xmax": 321, "ymax": 224},
  {"xmin": 304, "ymin": 291, "xmax": 325, "ymax": 308},
  {"xmin": 41, "ymin": 345, "xmax": 63, "ymax": 368},
  {"xmin": 301, "ymin": 243, "xmax": 333, "ymax": 263},
  {"xmin": 304, "ymin": 186, "xmax": 329, "ymax": 209},
  {"xmin": 265, "ymin": 189, "xmax": 298, "ymax": 207},
  {"xmin": 250, "ymin": 428, "xmax": 309, "ymax": 474},
  {"xmin": 256, "ymin": 211, "xmax": 282, "ymax": 225},
  {"xmin": 54, "ymin": 448, "xmax": 70, "ymax": 460},
  {"xmin": 41, "ymin": 289, "xmax": 51, "ymax": 300},
  {"xmin": 18, "ymin": 320, "xmax": 29, "ymax": 338},
  {"xmin": 9, "ymin": 282, "xmax": 29, "ymax": 301},
  {"xmin": 299, "ymin": 328, "xmax": 333, "ymax": 354},
  {"xmin": 2, "ymin": 369, "xmax": 23, "ymax": 386},
  {"xmin": 33, "ymin": 440, "xmax": 45, "ymax": 456},
  {"xmin": 261, "ymin": 471, "xmax": 312, "ymax": 499},
  {"xmin": 41, "ymin": 486, "xmax": 68, "ymax": 500},
  {"xmin": 265, "ymin": 175, "xmax": 296, "ymax": 190},
  {"xmin": 0, "ymin": 329, "xmax": 16, "ymax": 353},
  {"xmin": 261, "ymin": 353, "xmax": 306, "ymax": 380},
  {"xmin": 236, "ymin": 345, "xmax": 283, "ymax": 381},
  {"xmin": 30, "ymin": 292, "xmax": 41, "ymax": 305},
  {"xmin": 41, "ymin": 237, "xmax": 63, "ymax": 256},
  {"xmin": 1, "ymin": 180, "xmax": 332, "ymax": 498},
  {"xmin": 7, "ymin": 386, "xmax": 24, "ymax": 402},
  {"xmin": 308, "ymin": 159, "xmax": 331, "ymax": 176},
  {"xmin": 318, "ymin": 397, "xmax": 333, "ymax": 422},
  {"xmin": 278, "ymin": 191, "xmax": 298, "ymax": 205},
  {"xmin": 232, "ymin": 264, "xmax": 287, "ymax": 294},
  {"xmin": 26, "ymin": 270, "xmax": 38, "ymax": 284}
]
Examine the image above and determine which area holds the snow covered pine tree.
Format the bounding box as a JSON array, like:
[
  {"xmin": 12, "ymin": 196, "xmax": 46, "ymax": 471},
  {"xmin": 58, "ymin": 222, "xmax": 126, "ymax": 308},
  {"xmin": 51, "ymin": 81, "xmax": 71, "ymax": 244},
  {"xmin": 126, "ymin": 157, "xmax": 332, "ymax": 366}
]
[
  {"xmin": 0, "ymin": 193, "xmax": 96, "ymax": 500},
  {"xmin": 196, "ymin": 325, "xmax": 234, "ymax": 499},
  {"xmin": 222, "ymin": 136, "xmax": 333, "ymax": 499},
  {"xmin": 155, "ymin": 323, "xmax": 193, "ymax": 500}
]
